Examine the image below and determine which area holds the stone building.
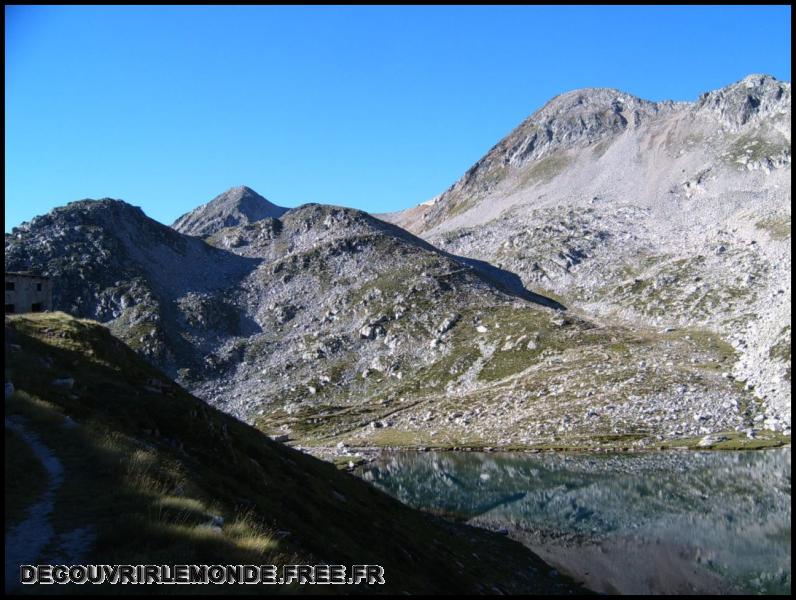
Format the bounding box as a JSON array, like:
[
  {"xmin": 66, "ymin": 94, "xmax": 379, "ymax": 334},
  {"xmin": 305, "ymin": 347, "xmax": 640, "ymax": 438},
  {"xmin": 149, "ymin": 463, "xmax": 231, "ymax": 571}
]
[{"xmin": 4, "ymin": 273, "xmax": 53, "ymax": 314}]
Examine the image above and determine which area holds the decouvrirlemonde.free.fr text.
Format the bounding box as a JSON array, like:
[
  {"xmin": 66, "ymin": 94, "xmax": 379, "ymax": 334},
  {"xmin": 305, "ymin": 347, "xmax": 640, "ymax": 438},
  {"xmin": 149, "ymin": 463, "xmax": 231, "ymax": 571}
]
[{"xmin": 21, "ymin": 564, "xmax": 385, "ymax": 585}]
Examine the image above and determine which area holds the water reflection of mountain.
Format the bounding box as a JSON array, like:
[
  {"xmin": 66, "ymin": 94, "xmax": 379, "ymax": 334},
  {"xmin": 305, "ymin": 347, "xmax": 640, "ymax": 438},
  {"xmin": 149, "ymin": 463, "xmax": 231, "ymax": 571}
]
[{"xmin": 359, "ymin": 449, "xmax": 791, "ymax": 594}]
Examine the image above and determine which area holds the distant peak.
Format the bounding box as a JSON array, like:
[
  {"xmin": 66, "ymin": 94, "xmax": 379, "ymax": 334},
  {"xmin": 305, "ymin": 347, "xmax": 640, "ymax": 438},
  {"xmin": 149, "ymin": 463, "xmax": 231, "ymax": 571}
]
[
  {"xmin": 552, "ymin": 86, "xmax": 640, "ymax": 103},
  {"xmin": 696, "ymin": 73, "xmax": 790, "ymax": 130},
  {"xmin": 703, "ymin": 73, "xmax": 788, "ymax": 97},
  {"xmin": 538, "ymin": 86, "xmax": 658, "ymax": 115},
  {"xmin": 226, "ymin": 185, "xmax": 259, "ymax": 196},
  {"xmin": 212, "ymin": 185, "xmax": 267, "ymax": 203},
  {"xmin": 171, "ymin": 185, "xmax": 288, "ymax": 237},
  {"xmin": 739, "ymin": 73, "xmax": 781, "ymax": 86}
]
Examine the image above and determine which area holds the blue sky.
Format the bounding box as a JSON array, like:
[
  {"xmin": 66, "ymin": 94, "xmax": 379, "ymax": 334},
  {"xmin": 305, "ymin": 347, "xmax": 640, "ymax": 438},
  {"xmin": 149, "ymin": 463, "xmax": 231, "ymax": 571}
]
[{"xmin": 5, "ymin": 5, "xmax": 791, "ymax": 230}]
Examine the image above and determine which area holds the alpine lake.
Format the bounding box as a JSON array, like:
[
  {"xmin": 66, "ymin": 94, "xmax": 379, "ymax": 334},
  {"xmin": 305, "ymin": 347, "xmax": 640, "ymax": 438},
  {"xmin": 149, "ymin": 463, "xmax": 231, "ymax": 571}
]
[{"xmin": 357, "ymin": 447, "xmax": 791, "ymax": 594}]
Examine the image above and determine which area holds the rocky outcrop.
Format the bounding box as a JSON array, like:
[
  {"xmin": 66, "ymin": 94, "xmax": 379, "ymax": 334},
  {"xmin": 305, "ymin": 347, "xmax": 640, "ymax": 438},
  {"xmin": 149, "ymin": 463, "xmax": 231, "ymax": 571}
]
[
  {"xmin": 695, "ymin": 74, "xmax": 791, "ymax": 132},
  {"xmin": 4, "ymin": 198, "xmax": 257, "ymax": 371}
]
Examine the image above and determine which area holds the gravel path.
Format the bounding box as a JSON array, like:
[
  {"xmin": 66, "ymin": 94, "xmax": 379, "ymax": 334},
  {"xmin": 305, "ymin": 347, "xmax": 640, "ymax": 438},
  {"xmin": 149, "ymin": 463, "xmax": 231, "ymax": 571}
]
[{"xmin": 4, "ymin": 416, "xmax": 94, "ymax": 592}]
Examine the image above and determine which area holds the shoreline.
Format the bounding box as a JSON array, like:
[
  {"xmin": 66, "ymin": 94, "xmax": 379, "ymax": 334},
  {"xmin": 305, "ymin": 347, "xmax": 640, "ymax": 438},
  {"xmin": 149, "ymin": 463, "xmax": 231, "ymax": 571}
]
[{"xmin": 296, "ymin": 436, "xmax": 792, "ymax": 469}]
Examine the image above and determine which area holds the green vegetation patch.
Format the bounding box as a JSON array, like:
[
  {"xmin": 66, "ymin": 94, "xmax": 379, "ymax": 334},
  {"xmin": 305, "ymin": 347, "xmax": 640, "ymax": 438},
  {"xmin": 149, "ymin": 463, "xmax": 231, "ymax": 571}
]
[
  {"xmin": 590, "ymin": 139, "xmax": 613, "ymax": 159},
  {"xmin": 770, "ymin": 326, "xmax": 792, "ymax": 381},
  {"xmin": 518, "ymin": 153, "xmax": 572, "ymax": 187},
  {"xmin": 755, "ymin": 216, "xmax": 791, "ymax": 240},
  {"xmin": 444, "ymin": 193, "xmax": 478, "ymax": 220},
  {"xmin": 726, "ymin": 131, "xmax": 791, "ymax": 166},
  {"xmin": 661, "ymin": 430, "xmax": 790, "ymax": 451}
]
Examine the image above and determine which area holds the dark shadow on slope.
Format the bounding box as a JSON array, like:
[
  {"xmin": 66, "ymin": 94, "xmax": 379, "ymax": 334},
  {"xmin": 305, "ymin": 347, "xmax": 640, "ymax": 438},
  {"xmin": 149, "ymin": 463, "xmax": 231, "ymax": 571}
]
[
  {"xmin": 457, "ymin": 256, "xmax": 567, "ymax": 311},
  {"xmin": 5, "ymin": 314, "xmax": 592, "ymax": 596},
  {"xmin": 359, "ymin": 210, "xmax": 568, "ymax": 311}
]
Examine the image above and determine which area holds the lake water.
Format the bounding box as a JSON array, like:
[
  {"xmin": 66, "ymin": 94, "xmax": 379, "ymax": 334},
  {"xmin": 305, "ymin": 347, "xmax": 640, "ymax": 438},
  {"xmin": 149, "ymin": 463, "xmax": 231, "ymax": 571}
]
[{"xmin": 358, "ymin": 448, "xmax": 791, "ymax": 595}]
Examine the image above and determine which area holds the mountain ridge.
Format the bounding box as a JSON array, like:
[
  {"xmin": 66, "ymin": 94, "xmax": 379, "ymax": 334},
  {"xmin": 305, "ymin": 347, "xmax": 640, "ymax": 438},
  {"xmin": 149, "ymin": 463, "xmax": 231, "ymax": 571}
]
[
  {"xmin": 380, "ymin": 73, "xmax": 791, "ymax": 432},
  {"xmin": 5, "ymin": 73, "xmax": 790, "ymax": 453},
  {"xmin": 383, "ymin": 73, "xmax": 790, "ymax": 233}
]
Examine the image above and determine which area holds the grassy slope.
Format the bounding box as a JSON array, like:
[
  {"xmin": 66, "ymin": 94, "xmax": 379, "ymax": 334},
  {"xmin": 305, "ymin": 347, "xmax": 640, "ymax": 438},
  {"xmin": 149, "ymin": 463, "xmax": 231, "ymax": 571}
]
[
  {"xmin": 4, "ymin": 312, "xmax": 585, "ymax": 595},
  {"xmin": 257, "ymin": 298, "xmax": 787, "ymax": 453}
]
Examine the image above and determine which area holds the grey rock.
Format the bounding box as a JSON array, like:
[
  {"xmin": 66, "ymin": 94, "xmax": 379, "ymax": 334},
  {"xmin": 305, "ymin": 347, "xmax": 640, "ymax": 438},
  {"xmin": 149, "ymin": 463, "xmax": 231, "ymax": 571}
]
[{"xmin": 172, "ymin": 186, "xmax": 287, "ymax": 237}]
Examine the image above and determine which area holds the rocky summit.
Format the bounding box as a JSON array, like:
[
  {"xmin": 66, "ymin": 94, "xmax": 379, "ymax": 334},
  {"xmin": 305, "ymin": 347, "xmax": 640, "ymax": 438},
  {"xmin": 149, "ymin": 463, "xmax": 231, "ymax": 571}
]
[
  {"xmin": 5, "ymin": 74, "xmax": 791, "ymax": 455},
  {"xmin": 383, "ymin": 73, "xmax": 791, "ymax": 435},
  {"xmin": 172, "ymin": 185, "xmax": 288, "ymax": 237}
]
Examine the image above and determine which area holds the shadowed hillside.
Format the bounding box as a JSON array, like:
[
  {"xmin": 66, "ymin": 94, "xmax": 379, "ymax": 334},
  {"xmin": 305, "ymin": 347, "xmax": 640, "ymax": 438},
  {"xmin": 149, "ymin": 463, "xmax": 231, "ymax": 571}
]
[{"xmin": 4, "ymin": 312, "xmax": 586, "ymax": 595}]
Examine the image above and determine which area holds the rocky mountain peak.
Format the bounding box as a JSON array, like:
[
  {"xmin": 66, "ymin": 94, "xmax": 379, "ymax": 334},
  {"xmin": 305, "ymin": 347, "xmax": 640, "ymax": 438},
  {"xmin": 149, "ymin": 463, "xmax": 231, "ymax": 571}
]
[
  {"xmin": 171, "ymin": 185, "xmax": 288, "ymax": 237},
  {"xmin": 408, "ymin": 86, "xmax": 667, "ymax": 231},
  {"xmin": 387, "ymin": 74, "xmax": 791, "ymax": 235},
  {"xmin": 497, "ymin": 87, "xmax": 664, "ymax": 169},
  {"xmin": 695, "ymin": 74, "xmax": 790, "ymax": 131},
  {"xmin": 538, "ymin": 87, "xmax": 661, "ymax": 121}
]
